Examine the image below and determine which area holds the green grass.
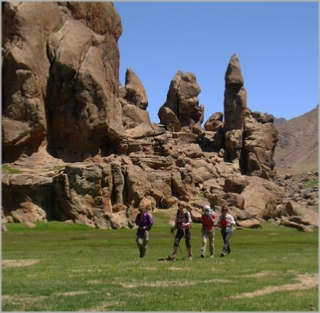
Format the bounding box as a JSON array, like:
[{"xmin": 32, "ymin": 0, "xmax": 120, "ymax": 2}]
[
  {"xmin": 2, "ymin": 164, "xmax": 23, "ymax": 174},
  {"xmin": 53, "ymin": 20, "xmax": 65, "ymax": 33},
  {"xmin": 306, "ymin": 178, "xmax": 318, "ymax": 188},
  {"xmin": 2, "ymin": 214, "xmax": 318, "ymax": 311},
  {"xmin": 2, "ymin": 164, "xmax": 66, "ymax": 174}
]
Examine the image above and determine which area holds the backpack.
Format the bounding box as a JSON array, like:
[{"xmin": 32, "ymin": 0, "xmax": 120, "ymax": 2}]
[
  {"xmin": 186, "ymin": 209, "xmax": 193, "ymax": 228},
  {"xmin": 208, "ymin": 209, "xmax": 214, "ymax": 222},
  {"xmin": 176, "ymin": 209, "xmax": 192, "ymax": 228},
  {"xmin": 202, "ymin": 209, "xmax": 215, "ymax": 224}
]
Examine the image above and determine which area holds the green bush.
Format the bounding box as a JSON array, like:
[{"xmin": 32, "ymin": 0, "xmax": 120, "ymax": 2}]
[
  {"xmin": 2, "ymin": 164, "xmax": 23, "ymax": 174},
  {"xmin": 306, "ymin": 178, "xmax": 318, "ymax": 188}
]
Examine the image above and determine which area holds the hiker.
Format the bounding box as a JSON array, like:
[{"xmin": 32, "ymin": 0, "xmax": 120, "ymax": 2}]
[
  {"xmin": 217, "ymin": 205, "xmax": 236, "ymax": 257},
  {"xmin": 168, "ymin": 201, "xmax": 193, "ymax": 260},
  {"xmin": 135, "ymin": 204, "xmax": 153, "ymax": 259},
  {"xmin": 200, "ymin": 204, "xmax": 217, "ymax": 258}
]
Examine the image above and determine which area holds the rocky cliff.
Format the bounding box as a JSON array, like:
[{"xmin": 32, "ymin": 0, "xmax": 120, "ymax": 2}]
[{"xmin": 2, "ymin": 2, "xmax": 317, "ymax": 231}]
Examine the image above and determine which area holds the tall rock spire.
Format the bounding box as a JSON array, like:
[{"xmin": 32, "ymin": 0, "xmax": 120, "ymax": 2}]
[{"xmin": 223, "ymin": 54, "xmax": 247, "ymax": 163}]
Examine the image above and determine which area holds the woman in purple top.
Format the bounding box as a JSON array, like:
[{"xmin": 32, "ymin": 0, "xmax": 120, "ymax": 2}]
[{"xmin": 135, "ymin": 205, "xmax": 153, "ymax": 258}]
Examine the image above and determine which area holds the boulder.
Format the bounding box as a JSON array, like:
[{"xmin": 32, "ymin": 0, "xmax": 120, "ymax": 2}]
[
  {"xmin": 237, "ymin": 219, "xmax": 262, "ymax": 228},
  {"xmin": 158, "ymin": 70, "xmax": 204, "ymax": 133},
  {"xmin": 286, "ymin": 201, "xmax": 318, "ymax": 227}
]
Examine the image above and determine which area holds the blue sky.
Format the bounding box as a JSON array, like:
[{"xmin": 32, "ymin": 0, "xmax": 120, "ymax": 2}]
[{"xmin": 114, "ymin": 1, "xmax": 318, "ymax": 124}]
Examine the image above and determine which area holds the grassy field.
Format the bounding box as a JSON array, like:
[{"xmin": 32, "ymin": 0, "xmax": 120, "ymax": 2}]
[{"xmin": 2, "ymin": 212, "xmax": 318, "ymax": 311}]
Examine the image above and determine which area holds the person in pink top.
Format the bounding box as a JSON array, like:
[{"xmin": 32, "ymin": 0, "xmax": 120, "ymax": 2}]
[
  {"xmin": 217, "ymin": 205, "xmax": 236, "ymax": 257},
  {"xmin": 200, "ymin": 205, "xmax": 217, "ymax": 258},
  {"xmin": 167, "ymin": 201, "xmax": 193, "ymax": 260}
]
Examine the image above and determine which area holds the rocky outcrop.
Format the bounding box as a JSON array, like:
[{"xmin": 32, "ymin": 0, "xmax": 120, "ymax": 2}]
[
  {"xmin": 2, "ymin": 2, "xmax": 61, "ymax": 162},
  {"xmin": 2, "ymin": 2, "xmax": 317, "ymax": 231},
  {"xmin": 118, "ymin": 68, "xmax": 154, "ymax": 132},
  {"xmin": 122, "ymin": 67, "xmax": 148, "ymax": 110},
  {"xmin": 2, "ymin": 2, "xmax": 124, "ymax": 163},
  {"xmin": 242, "ymin": 111, "xmax": 279, "ymax": 179},
  {"xmin": 223, "ymin": 54, "xmax": 247, "ymax": 165},
  {"xmin": 158, "ymin": 71, "xmax": 204, "ymax": 134},
  {"xmin": 279, "ymin": 172, "xmax": 318, "ymax": 204},
  {"xmin": 222, "ymin": 55, "xmax": 278, "ymax": 179}
]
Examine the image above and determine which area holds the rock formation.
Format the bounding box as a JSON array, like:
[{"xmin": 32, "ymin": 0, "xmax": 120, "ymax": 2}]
[
  {"xmin": 158, "ymin": 70, "xmax": 204, "ymax": 134},
  {"xmin": 223, "ymin": 54, "xmax": 247, "ymax": 165},
  {"xmin": 2, "ymin": 2, "xmax": 317, "ymax": 232}
]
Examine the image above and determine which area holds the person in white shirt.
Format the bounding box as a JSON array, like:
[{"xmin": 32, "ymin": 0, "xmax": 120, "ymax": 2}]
[{"xmin": 217, "ymin": 206, "xmax": 236, "ymax": 257}]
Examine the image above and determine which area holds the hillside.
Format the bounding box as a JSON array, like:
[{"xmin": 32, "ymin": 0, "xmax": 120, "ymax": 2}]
[{"xmin": 274, "ymin": 106, "xmax": 318, "ymax": 175}]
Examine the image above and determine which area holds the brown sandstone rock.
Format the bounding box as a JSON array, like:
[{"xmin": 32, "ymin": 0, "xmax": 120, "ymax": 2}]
[
  {"xmin": 2, "ymin": 2, "xmax": 124, "ymax": 163},
  {"xmin": 1, "ymin": 3, "xmax": 315, "ymax": 231},
  {"xmin": 23, "ymin": 221, "xmax": 36, "ymax": 229},
  {"xmin": 237, "ymin": 219, "xmax": 261, "ymax": 229},
  {"xmin": 158, "ymin": 71, "xmax": 204, "ymax": 133},
  {"xmin": 242, "ymin": 112, "xmax": 279, "ymax": 179},
  {"xmin": 224, "ymin": 54, "xmax": 246, "ymax": 132},
  {"xmin": 2, "ymin": 2, "xmax": 61, "ymax": 162},
  {"xmin": 124, "ymin": 68, "xmax": 148, "ymax": 109},
  {"xmin": 285, "ymin": 201, "xmax": 318, "ymax": 228},
  {"xmin": 240, "ymin": 176, "xmax": 285, "ymax": 219}
]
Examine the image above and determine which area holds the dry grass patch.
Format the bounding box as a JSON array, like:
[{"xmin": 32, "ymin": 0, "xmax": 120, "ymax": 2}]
[
  {"xmin": 145, "ymin": 267, "xmax": 157, "ymax": 271},
  {"xmin": 229, "ymin": 273, "xmax": 318, "ymax": 299},
  {"xmin": 242, "ymin": 270, "xmax": 279, "ymax": 278},
  {"xmin": 87, "ymin": 280, "xmax": 103, "ymax": 285},
  {"xmin": 81, "ymin": 300, "xmax": 126, "ymax": 312},
  {"xmin": 119, "ymin": 278, "xmax": 232, "ymax": 289},
  {"xmin": 54, "ymin": 291, "xmax": 89, "ymax": 296},
  {"xmin": 2, "ymin": 259, "xmax": 39, "ymax": 267},
  {"xmin": 2, "ymin": 295, "xmax": 48, "ymax": 310},
  {"xmin": 167, "ymin": 266, "xmax": 190, "ymax": 271}
]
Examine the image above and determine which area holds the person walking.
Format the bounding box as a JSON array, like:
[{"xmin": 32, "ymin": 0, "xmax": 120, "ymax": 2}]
[
  {"xmin": 217, "ymin": 205, "xmax": 236, "ymax": 257},
  {"xmin": 135, "ymin": 205, "xmax": 153, "ymax": 258},
  {"xmin": 200, "ymin": 205, "xmax": 217, "ymax": 258},
  {"xmin": 168, "ymin": 201, "xmax": 193, "ymax": 260}
]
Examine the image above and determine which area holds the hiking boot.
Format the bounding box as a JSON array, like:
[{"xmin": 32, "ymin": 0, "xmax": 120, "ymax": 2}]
[
  {"xmin": 188, "ymin": 248, "xmax": 193, "ymax": 260},
  {"xmin": 201, "ymin": 254, "xmax": 205, "ymax": 258},
  {"xmin": 167, "ymin": 254, "xmax": 176, "ymax": 261}
]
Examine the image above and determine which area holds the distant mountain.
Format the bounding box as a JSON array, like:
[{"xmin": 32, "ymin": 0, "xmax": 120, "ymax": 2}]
[
  {"xmin": 274, "ymin": 106, "xmax": 318, "ymax": 175},
  {"xmin": 273, "ymin": 118, "xmax": 287, "ymax": 127}
]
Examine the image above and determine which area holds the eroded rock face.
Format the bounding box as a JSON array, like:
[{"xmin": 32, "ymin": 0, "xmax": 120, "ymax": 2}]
[
  {"xmin": 2, "ymin": 2, "xmax": 124, "ymax": 163},
  {"xmin": 222, "ymin": 54, "xmax": 279, "ymax": 179},
  {"xmin": 158, "ymin": 71, "xmax": 204, "ymax": 134},
  {"xmin": 123, "ymin": 68, "xmax": 148, "ymax": 110},
  {"xmin": 224, "ymin": 55, "xmax": 246, "ymax": 131},
  {"xmin": 119, "ymin": 67, "xmax": 154, "ymax": 131},
  {"xmin": 242, "ymin": 112, "xmax": 279, "ymax": 179},
  {"xmin": 223, "ymin": 54, "xmax": 247, "ymax": 172},
  {"xmin": 2, "ymin": 2, "xmax": 61, "ymax": 162},
  {"xmin": 2, "ymin": 3, "xmax": 314, "ymax": 230}
]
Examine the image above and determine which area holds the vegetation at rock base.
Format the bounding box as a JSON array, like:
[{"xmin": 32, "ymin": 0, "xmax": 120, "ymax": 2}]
[
  {"xmin": 306, "ymin": 178, "xmax": 318, "ymax": 189},
  {"xmin": 2, "ymin": 164, "xmax": 23, "ymax": 174},
  {"xmin": 2, "ymin": 213, "xmax": 318, "ymax": 312}
]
